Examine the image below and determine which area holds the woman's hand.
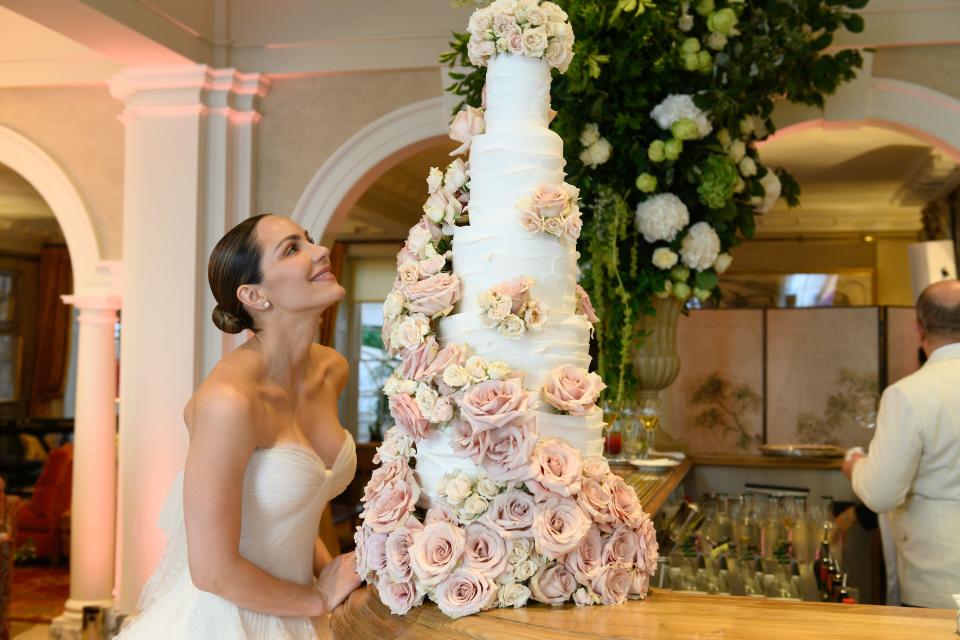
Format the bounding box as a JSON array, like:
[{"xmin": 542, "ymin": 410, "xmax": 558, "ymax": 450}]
[{"xmin": 315, "ymin": 551, "xmax": 362, "ymax": 614}]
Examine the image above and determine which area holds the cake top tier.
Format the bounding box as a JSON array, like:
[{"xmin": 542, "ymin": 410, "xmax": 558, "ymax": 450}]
[
  {"xmin": 483, "ymin": 54, "xmax": 553, "ymax": 132},
  {"xmin": 466, "ymin": 0, "xmax": 575, "ymax": 73}
]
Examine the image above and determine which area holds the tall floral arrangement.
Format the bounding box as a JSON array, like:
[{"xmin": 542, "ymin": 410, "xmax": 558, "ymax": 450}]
[{"xmin": 443, "ymin": 0, "xmax": 868, "ymax": 408}]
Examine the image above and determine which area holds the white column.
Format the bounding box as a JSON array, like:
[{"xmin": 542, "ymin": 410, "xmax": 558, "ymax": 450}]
[
  {"xmin": 51, "ymin": 295, "xmax": 121, "ymax": 639},
  {"xmin": 108, "ymin": 65, "xmax": 268, "ymax": 614}
]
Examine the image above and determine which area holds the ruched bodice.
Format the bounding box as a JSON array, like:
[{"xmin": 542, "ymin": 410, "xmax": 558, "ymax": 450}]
[{"xmin": 116, "ymin": 432, "xmax": 356, "ymax": 640}]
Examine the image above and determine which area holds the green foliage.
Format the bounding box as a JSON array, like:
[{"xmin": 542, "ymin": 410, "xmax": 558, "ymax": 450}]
[{"xmin": 443, "ymin": 0, "xmax": 866, "ymax": 408}]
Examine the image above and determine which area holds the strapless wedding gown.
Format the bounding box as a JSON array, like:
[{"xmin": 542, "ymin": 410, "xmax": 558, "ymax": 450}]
[{"xmin": 116, "ymin": 432, "xmax": 356, "ymax": 639}]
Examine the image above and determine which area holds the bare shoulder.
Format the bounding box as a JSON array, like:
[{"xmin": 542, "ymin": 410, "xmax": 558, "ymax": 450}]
[
  {"xmin": 310, "ymin": 344, "xmax": 349, "ymax": 389},
  {"xmin": 185, "ymin": 363, "xmax": 264, "ymax": 449}
]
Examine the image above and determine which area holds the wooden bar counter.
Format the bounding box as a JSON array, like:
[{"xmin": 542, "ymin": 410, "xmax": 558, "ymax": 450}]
[{"xmin": 331, "ymin": 585, "xmax": 955, "ymax": 639}]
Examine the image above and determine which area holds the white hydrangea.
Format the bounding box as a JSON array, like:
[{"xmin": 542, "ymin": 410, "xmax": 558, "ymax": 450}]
[
  {"xmin": 714, "ymin": 252, "xmax": 733, "ymax": 274},
  {"xmin": 650, "ymin": 94, "xmax": 713, "ymax": 139},
  {"xmin": 756, "ymin": 170, "xmax": 782, "ymax": 213},
  {"xmin": 652, "ymin": 247, "xmax": 679, "ymax": 270},
  {"xmin": 579, "ymin": 123, "xmax": 600, "ymax": 147},
  {"xmin": 680, "ymin": 222, "xmax": 722, "ymax": 271},
  {"xmin": 579, "ymin": 137, "xmax": 612, "ymax": 169},
  {"xmin": 635, "ymin": 193, "xmax": 690, "ymax": 243}
]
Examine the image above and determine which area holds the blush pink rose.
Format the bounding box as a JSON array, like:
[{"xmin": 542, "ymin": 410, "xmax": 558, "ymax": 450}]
[
  {"xmin": 530, "ymin": 438, "xmax": 582, "ymax": 497},
  {"xmin": 424, "ymin": 501, "xmax": 458, "ymax": 526},
  {"xmin": 532, "ymin": 496, "xmax": 591, "ymax": 560},
  {"xmin": 481, "ymin": 489, "xmax": 536, "ymax": 539},
  {"xmin": 581, "ymin": 455, "xmax": 611, "ymax": 481},
  {"xmin": 449, "ymin": 417, "xmax": 486, "ymax": 462},
  {"xmin": 591, "ymin": 565, "xmax": 632, "ymax": 605},
  {"xmin": 492, "ymin": 276, "xmax": 534, "ymax": 313},
  {"xmin": 449, "ymin": 106, "xmax": 485, "ymax": 156},
  {"xmin": 417, "ymin": 253, "xmax": 447, "ymax": 277},
  {"xmin": 385, "ymin": 519, "xmax": 424, "ymax": 582},
  {"xmin": 563, "ymin": 210, "xmax": 583, "ymax": 242},
  {"xmin": 396, "ymin": 246, "xmax": 418, "ymax": 269},
  {"xmin": 477, "ymin": 416, "xmax": 537, "ymax": 482},
  {"xmin": 576, "ymin": 477, "xmax": 615, "ymax": 527},
  {"xmin": 563, "ymin": 525, "xmax": 603, "ymax": 583},
  {"xmin": 507, "ymin": 29, "xmax": 524, "ymax": 55},
  {"xmin": 635, "ymin": 517, "xmax": 659, "ymax": 576},
  {"xmin": 409, "ymin": 522, "xmax": 465, "ymax": 586},
  {"xmin": 605, "ymin": 475, "xmax": 645, "ymax": 529},
  {"xmin": 420, "ymin": 342, "xmax": 464, "ymax": 380},
  {"xmin": 601, "ymin": 525, "xmax": 638, "ymax": 568},
  {"xmin": 405, "ymin": 217, "xmax": 442, "ymax": 258},
  {"xmin": 389, "ymin": 394, "xmax": 431, "ymax": 440},
  {"xmin": 519, "ymin": 209, "xmax": 544, "ymax": 233},
  {"xmin": 380, "ymin": 317, "xmax": 398, "ymax": 355},
  {"xmin": 434, "ymin": 568, "xmax": 497, "ymax": 619},
  {"xmin": 363, "ymin": 458, "xmax": 414, "ymax": 503},
  {"xmin": 532, "ymin": 184, "xmax": 570, "ymax": 218},
  {"xmin": 403, "ymin": 273, "xmax": 461, "ymax": 317},
  {"xmin": 575, "ymin": 284, "xmax": 599, "ymax": 324},
  {"xmin": 629, "ymin": 568, "xmax": 650, "ymax": 600},
  {"xmin": 542, "ymin": 365, "xmax": 606, "ymax": 416},
  {"xmin": 398, "ymin": 335, "xmax": 440, "ymax": 382},
  {"xmin": 376, "ymin": 575, "xmax": 423, "ymax": 615},
  {"xmin": 361, "ymin": 479, "xmax": 419, "ymax": 533},
  {"xmin": 354, "ymin": 526, "xmax": 370, "ymax": 580},
  {"xmin": 463, "ymin": 522, "xmax": 508, "ymax": 578},
  {"xmin": 365, "ymin": 531, "xmax": 388, "ymax": 575},
  {"xmin": 458, "ymin": 378, "xmax": 529, "ymax": 433},
  {"xmin": 529, "ymin": 563, "xmax": 577, "ymax": 605}
]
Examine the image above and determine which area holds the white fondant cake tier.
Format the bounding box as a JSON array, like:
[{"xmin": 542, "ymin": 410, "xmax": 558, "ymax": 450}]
[
  {"xmin": 438, "ymin": 311, "xmax": 592, "ymax": 390},
  {"xmin": 413, "ymin": 427, "xmax": 483, "ymax": 508},
  {"xmin": 452, "ymin": 225, "xmax": 580, "ymax": 315},
  {"xmin": 483, "ymin": 54, "xmax": 552, "ymax": 133},
  {"xmin": 534, "ymin": 407, "xmax": 606, "ymax": 458}
]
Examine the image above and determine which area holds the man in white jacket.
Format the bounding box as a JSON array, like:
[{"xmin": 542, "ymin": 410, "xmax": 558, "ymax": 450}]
[{"xmin": 843, "ymin": 279, "xmax": 960, "ymax": 608}]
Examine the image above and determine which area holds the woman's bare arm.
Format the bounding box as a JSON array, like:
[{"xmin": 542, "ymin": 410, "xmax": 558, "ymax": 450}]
[{"xmin": 183, "ymin": 384, "xmax": 330, "ymax": 617}]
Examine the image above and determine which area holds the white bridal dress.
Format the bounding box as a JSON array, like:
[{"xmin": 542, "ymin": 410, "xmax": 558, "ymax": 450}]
[{"xmin": 116, "ymin": 432, "xmax": 356, "ymax": 639}]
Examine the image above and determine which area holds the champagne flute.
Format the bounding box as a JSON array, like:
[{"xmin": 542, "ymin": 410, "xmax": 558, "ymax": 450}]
[{"xmin": 638, "ymin": 396, "xmax": 661, "ymax": 460}]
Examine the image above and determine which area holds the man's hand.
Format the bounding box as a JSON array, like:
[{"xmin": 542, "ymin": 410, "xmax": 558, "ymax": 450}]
[{"xmin": 842, "ymin": 449, "xmax": 865, "ymax": 480}]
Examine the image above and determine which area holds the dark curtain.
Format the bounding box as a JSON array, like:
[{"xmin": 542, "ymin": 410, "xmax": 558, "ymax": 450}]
[
  {"xmin": 317, "ymin": 242, "xmax": 347, "ymax": 347},
  {"xmin": 29, "ymin": 246, "xmax": 72, "ymax": 418}
]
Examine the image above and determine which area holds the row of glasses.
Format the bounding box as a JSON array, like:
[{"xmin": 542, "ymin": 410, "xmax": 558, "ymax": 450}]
[{"xmin": 604, "ymin": 396, "xmax": 662, "ymax": 461}]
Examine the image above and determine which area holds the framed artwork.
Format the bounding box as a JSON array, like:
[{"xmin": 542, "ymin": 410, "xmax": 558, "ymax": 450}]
[
  {"xmin": 765, "ymin": 308, "xmax": 880, "ymax": 449},
  {"xmin": 663, "ymin": 309, "xmax": 765, "ymax": 454},
  {"xmin": 885, "ymin": 306, "xmax": 921, "ymax": 386},
  {"xmin": 717, "ymin": 270, "xmax": 875, "ymax": 308}
]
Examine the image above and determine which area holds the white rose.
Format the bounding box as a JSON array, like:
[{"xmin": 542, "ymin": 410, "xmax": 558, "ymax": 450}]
[
  {"xmin": 727, "ymin": 140, "xmax": 746, "ymax": 163},
  {"xmin": 521, "ymin": 25, "xmax": 549, "ymax": 57},
  {"xmin": 579, "ymin": 123, "xmax": 600, "ymax": 147},
  {"xmin": 496, "ymin": 567, "xmax": 516, "ymax": 586},
  {"xmin": 486, "ymin": 361, "xmax": 512, "ymax": 380},
  {"xmin": 508, "ymin": 538, "xmax": 533, "ymax": 565},
  {"xmin": 714, "ymin": 252, "xmax": 733, "ymax": 274},
  {"xmin": 398, "ymin": 379, "xmax": 419, "ymax": 395},
  {"xmin": 457, "ymin": 494, "xmax": 489, "ymax": 523},
  {"xmin": 442, "ymin": 473, "xmax": 473, "ymax": 506},
  {"xmin": 544, "ymin": 38, "xmax": 570, "ymax": 71},
  {"xmin": 498, "ymin": 582, "xmax": 531, "ymax": 608},
  {"xmin": 415, "ymin": 383, "xmax": 439, "ymax": 415},
  {"xmin": 652, "ymin": 247, "xmax": 679, "ymax": 270},
  {"xmin": 757, "ymin": 170, "xmax": 782, "ymax": 213},
  {"xmin": 390, "ymin": 314, "xmax": 430, "ymax": 351},
  {"xmin": 407, "ymin": 224, "xmax": 434, "ymax": 259},
  {"xmin": 423, "ymin": 204, "xmax": 445, "ymax": 224},
  {"xmin": 514, "ymin": 559, "xmax": 538, "ymax": 581},
  {"xmin": 635, "ymin": 193, "xmax": 690, "ymax": 243},
  {"xmin": 398, "ymin": 262, "xmax": 420, "ymax": 286},
  {"xmin": 465, "ymin": 355, "xmax": 489, "ymax": 381},
  {"xmin": 476, "ymin": 478, "xmax": 502, "ymax": 499},
  {"xmin": 542, "ymin": 216, "xmax": 565, "ymax": 237},
  {"xmin": 579, "ymin": 138, "xmax": 612, "ymax": 169},
  {"xmin": 431, "ymin": 396, "xmax": 454, "ymax": 424},
  {"xmin": 383, "ymin": 290, "xmax": 406, "ymax": 320},
  {"xmin": 468, "ymin": 8, "xmax": 493, "ymax": 36},
  {"xmin": 444, "ymin": 159, "xmax": 468, "ymax": 193},
  {"xmin": 485, "ymin": 293, "xmax": 512, "ymax": 323},
  {"xmin": 376, "ymin": 426, "xmax": 414, "ymax": 463},
  {"xmin": 478, "ymin": 290, "xmax": 498, "ymax": 311},
  {"xmin": 525, "ymin": 5, "xmax": 546, "ymax": 26},
  {"xmin": 383, "ymin": 374, "xmax": 401, "ymax": 397},
  {"xmin": 427, "ymin": 167, "xmax": 443, "ymax": 194},
  {"xmin": 738, "ymin": 156, "xmax": 757, "ymax": 177},
  {"xmin": 498, "ymin": 314, "xmax": 526, "ymax": 339},
  {"xmin": 523, "ymin": 299, "xmax": 549, "ymax": 331},
  {"xmin": 442, "ymin": 364, "xmax": 471, "ymax": 388},
  {"xmin": 679, "ymin": 222, "xmax": 722, "ymax": 271}
]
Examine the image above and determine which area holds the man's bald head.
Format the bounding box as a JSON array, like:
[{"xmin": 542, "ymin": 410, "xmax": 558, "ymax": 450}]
[{"xmin": 916, "ymin": 279, "xmax": 960, "ymax": 341}]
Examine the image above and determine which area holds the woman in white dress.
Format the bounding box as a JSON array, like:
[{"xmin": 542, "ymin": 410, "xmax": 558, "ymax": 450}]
[{"xmin": 117, "ymin": 214, "xmax": 361, "ymax": 639}]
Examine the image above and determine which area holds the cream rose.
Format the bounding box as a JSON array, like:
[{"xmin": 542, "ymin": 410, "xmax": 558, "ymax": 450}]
[
  {"xmin": 383, "ymin": 289, "xmax": 406, "ymax": 320},
  {"xmin": 435, "ymin": 568, "xmax": 498, "ymax": 619},
  {"xmin": 498, "ymin": 313, "xmax": 526, "ymax": 338},
  {"xmin": 542, "ymin": 365, "xmax": 606, "ymax": 416},
  {"xmin": 542, "ymin": 215, "xmax": 565, "ymax": 237},
  {"xmin": 444, "ymin": 158, "xmax": 468, "ymax": 193},
  {"xmin": 409, "ymin": 522, "xmax": 465, "ymax": 586},
  {"xmin": 532, "ymin": 184, "xmax": 569, "ymax": 218},
  {"xmin": 426, "ymin": 166, "xmax": 443, "ymax": 194},
  {"xmin": 476, "ymin": 477, "xmax": 502, "ymax": 500},
  {"xmin": 441, "ymin": 472, "xmax": 474, "ymax": 506},
  {"xmin": 374, "ymin": 426, "xmax": 414, "ymax": 465},
  {"xmin": 507, "ymin": 537, "xmax": 533, "ymax": 564},
  {"xmin": 529, "ymin": 563, "xmax": 577, "ymax": 605},
  {"xmin": 519, "ymin": 209, "xmax": 544, "ymax": 233},
  {"xmin": 580, "ymin": 123, "xmax": 601, "ymax": 147},
  {"xmin": 498, "ymin": 582, "xmax": 531, "ymax": 608},
  {"xmin": 457, "ymin": 494, "xmax": 490, "ymax": 523},
  {"xmin": 390, "ymin": 313, "xmax": 430, "ymax": 352},
  {"xmin": 520, "ymin": 25, "xmax": 548, "ymax": 57},
  {"xmin": 442, "ymin": 364, "xmax": 471, "ymax": 388},
  {"xmin": 562, "ymin": 210, "xmax": 583, "ymax": 243},
  {"xmin": 486, "ymin": 360, "xmax": 512, "ymax": 380},
  {"xmin": 464, "ymin": 355, "xmax": 489, "ymax": 381},
  {"xmin": 513, "ymin": 559, "xmax": 538, "ymax": 581},
  {"xmin": 398, "ymin": 262, "xmax": 420, "ymax": 286}
]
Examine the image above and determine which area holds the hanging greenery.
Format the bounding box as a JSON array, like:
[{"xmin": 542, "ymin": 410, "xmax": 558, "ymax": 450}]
[{"xmin": 442, "ymin": 0, "xmax": 868, "ymax": 410}]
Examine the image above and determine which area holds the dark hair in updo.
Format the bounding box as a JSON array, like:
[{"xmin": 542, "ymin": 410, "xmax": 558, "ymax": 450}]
[{"xmin": 208, "ymin": 214, "xmax": 270, "ymax": 334}]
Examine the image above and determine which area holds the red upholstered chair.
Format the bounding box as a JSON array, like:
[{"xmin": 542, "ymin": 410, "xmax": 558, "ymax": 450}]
[{"xmin": 16, "ymin": 443, "xmax": 73, "ymax": 562}]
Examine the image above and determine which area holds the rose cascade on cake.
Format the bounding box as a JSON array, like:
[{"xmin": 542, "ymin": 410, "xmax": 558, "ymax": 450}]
[{"xmin": 356, "ymin": 0, "xmax": 657, "ymax": 619}]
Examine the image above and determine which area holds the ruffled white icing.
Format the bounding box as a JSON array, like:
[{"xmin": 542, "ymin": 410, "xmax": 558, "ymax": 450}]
[
  {"xmin": 484, "ymin": 54, "xmax": 552, "ymax": 133},
  {"xmin": 413, "ymin": 428, "xmax": 483, "ymax": 509},
  {"xmin": 438, "ymin": 311, "xmax": 592, "ymax": 390},
  {"xmin": 534, "ymin": 407, "xmax": 606, "ymax": 458}
]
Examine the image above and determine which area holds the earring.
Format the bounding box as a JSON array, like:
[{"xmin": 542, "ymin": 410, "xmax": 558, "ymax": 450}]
[{"xmin": 262, "ymin": 301, "xmax": 271, "ymax": 310}]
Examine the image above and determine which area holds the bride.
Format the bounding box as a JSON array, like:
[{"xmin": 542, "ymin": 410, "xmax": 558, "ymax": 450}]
[{"xmin": 117, "ymin": 214, "xmax": 361, "ymax": 639}]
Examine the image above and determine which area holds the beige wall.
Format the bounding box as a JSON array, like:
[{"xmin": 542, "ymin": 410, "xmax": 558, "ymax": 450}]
[
  {"xmin": 256, "ymin": 67, "xmax": 443, "ymax": 218},
  {"xmin": 874, "ymin": 45, "xmax": 960, "ymax": 101},
  {"xmin": 0, "ymin": 86, "xmax": 124, "ymax": 259}
]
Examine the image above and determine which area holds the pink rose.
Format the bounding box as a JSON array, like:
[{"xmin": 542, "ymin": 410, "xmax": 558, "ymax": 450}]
[
  {"xmin": 532, "ymin": 184, "xmax": 569, "ymax": 218},
  {"xmin": 575, "ymin": 284, "xmax": 599, "ymax": 324},
  {"xmin": 591, "ymin": 565, "xmax": 632, "ymax": 605},
  {"xmin": 363, "ymin": 458, "xmax": 415, "ymax": 503},
  {"xmin": 417, "ymin": 254, "xmax": 447, "ymax": 277},
  {"xmin": 492, "ymin": 13, "xmax": 517, "ymax": 37},
  {"xmin": 532, "ymin": 496, "xmax": 591, "ymax": 559},
  {"xmin": 519, "ymin": 209, "xmax": 544, "ymax": 233},
  {"xmin": 582, "ymin": 455, "xmax": 610, "ymax": 481},
  {"xmin": 563, "ymin": 210, "xmax": 583, "ymax": 242},
  {"xmin": 507, "ymin": 29, "xmax": 524, "ymax": 55},
  {"xmin": 492, "ymin": 276, "xmax": 534, "ymax": 313},
  {"xmin": 389, "ymin": 394, "xmax": 431, "ymax": 440},
  {"xmin": 529, "ymin": 563, "xmax": 577, "ymax": 605},
  {"xmin": 398, "ymin": 336, "xmax": 440, "ymax": 382},
  {"xmin": 605, "ymin": 475, "xmax": 645, "ymax": 529},
  {"xmin": 361, "ymin": 478, "xmax": 419, "ymax": 533},
  {"xmin": 406, "ymin": 217, "xmax": 442, "ymax": 258},
  {"xmin": 635, "ymin": 517, "xmax": 659, "ymax": 576},
  {"xmin": 542, "ymin": 365, "xmax": 606, "ymax": 416},
  {"xmin": 380, "ymin": 317, "xmax": 398, "ymax": 355},
  {"xmin": 629, "ymin": 567, "xmax": 650, "ymax": 599},
  {"xmin": 366, "ymin": 531, "xmax": 388, "ymax": 575},
  {"xmin": 431, "ymin": 397, "xmax": 454, "ymax": 423},
  {"xmin": 376, "ymin": 576, "xmax": 423, "ymax": 615},
  {"xmin": 530, "ymin": 439, "xmax": 582, "ymax": 497},
  {"xmin": 477, "ymin": 417, "xmax": 537, "ymax": 482},
  {"xmin": 563, "ymin": 526, "xmax": 603, "ymax": 583},
  {"xmin": 601, "ymin": 525, "xmax": 638, "ymax": 567},
  {"xmin": 425, "ymin": 501, "xmax": 458, "ymax": 526},
  {"xmin": 449, "ymin": 417, "xmax": 486, "ymax": 462},
  {"xmin": 409, "ymin": 522, "xmax": 465, "ymax": 586},
  {"xmin": 396, "ymin": 246, "xmax": 418, "ymax": 268},
  {"xmin": 449, "ymin": 106, "xmax": 485, "ymax": 156},
  {"xmin": 354, "ymin": 526, "xmax": 369, "ymax": 580},
  {"xmin": 576, "ymin": 478, "xmax": 615, "ymax": 527},
  {"xmin": 458, "ymin": 378, "xmax": 529, "ymax": 433},
  {"xmin": 403, "ymin": 273, "xmax": 461, "ymax": 318},
  {"xmin": 420, "ymin": 342, "xmax": 464, "ymax": 380},
  {"xmin": 385, "ymin": 520, "xmax": 424, "ymax": 582},
  {"xmin": 482, "ymin": 489, "xmax": 536, "ymax": 539},
  {"xmin": 463, "ymin": 522, "xmax": 508, "ymax": 578},
  {"xmin": 434, "ymin": 568, "xmax": 497, "ymax": 619}
]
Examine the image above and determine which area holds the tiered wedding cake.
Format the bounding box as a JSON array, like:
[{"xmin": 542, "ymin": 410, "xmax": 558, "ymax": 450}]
[{"xmin": 357, "ymin": 0, "xmax": 657, "ymax": 619}]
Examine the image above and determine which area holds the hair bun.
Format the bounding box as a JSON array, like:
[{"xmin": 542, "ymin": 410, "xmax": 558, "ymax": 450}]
[{"xmin": 212, "ymin": 305, "xmax": 244, "ymax": 334}]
